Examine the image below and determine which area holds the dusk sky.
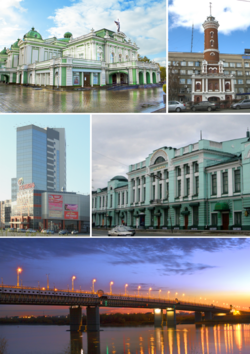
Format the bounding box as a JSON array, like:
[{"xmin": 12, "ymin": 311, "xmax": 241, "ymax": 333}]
[
  {"xmin": 92, "ymin": 114, "xmax": 250, "ymax": 189},
  {"xmin": 0, "ymin": 114, "xmax": 90, "ymax": 200},
  {"xmin": 169, "ymin": 0, "xmax": 250, "ymax": 54},
  {"xmin": 1, "ymin": 0, "xmax": 166, "ymax": 66},
  {"xmin": 0, "ymin": 238, "xmax": 249, "ymax": 316}
]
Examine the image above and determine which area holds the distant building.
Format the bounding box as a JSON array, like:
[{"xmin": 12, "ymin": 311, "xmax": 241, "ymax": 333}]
[
  {"xmin": 0, "ymin": 200, "xmax": 12, "ymax": 228},
  {"xmin": 93, "ymin": 131, "xmax": 250, "ymax": 231},
  {"xmin": 0, "ymin": 27, "xmax": 160, "ymax": 88}
]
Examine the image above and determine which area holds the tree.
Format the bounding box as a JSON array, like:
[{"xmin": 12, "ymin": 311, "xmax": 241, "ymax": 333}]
[
  {"xmin": 138, "ymin": 55, "xmax": 151, "ymax": 63},
  {"xmin": 168, "ymin": 60, "xmax": 181, "ymax": 100},
  {"xmin": 160, "ymin": 66, "xmax": 166, "ymax": 82}
]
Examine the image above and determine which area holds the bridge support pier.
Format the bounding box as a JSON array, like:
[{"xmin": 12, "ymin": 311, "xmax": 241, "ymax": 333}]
[
  {"xmin": 204, "ymin": 311, "xmax": 213, "ymax": 321},
  {"xmin": 154, "ymin": 309, "xmax": 163, "ymax": 327},
  {"xmin": 195, "ymin": 312, "xmax": 202, "ymax": 323},
  {"xmin": 70, "ymin": 306, "xmax": 83, "ymax": 332},
  {"xmin": 166, "ymin": 307, "xmax": 176, "ymax": 328},
  {"xmin": 86, "ymin": 306, "xmax": 100, "ymax": 332}
]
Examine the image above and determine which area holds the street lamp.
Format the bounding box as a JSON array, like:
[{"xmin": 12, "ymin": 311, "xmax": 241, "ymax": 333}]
[
  {"xmin": 46, "ymin": 274, "xmax": 50, "ymax": 290},
  {"xmin": 125, "ymin": 284, "xmax": 128, "ymax": 295},
  {"xmin": 92, "ymin": 279, "xmax": 96, "ymax": 293},
  {"xmin": 110, "ymin": 281, "xmax": 114, "ymax": 294},
  {"xmin": 138, "ymin": 285, "xmax": 141, "ymax": 296},
  {"xmin": 175, "ymin": 292, "xmax": 178, "ymax": 298},
  {"xmin": 72, "ymin": 276, "xmax": 76, "ymax": 291},
  {"xmin": 17, "ymin": 268, "xmax": 22, "ymax": 287},
  {"xmin": 149, "ymin": 287, "xmax": 152, "ymax": 297},
  {"xmin": 168, "ymin": 291, "xmax": 170, "ymax": 300},
  {"xmin": 159, "ymin": 289, "xmax": 161, "ymax": 298}
]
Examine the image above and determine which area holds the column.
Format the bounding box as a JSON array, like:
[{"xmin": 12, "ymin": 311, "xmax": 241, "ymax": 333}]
[
  {"xmin": 231, "ymin": 79, "xmax": 235, "ymax": 97},
  {"xmin": 166, "ymin": 308, "xmax": 176, "ymax": 328},
  {"xmin": 202, "ymin": 78, "xmax": 204, "ymax": 92},
  {"xmin": 181, "ymin": 165, "xmax": 185, "ymax": 198},
  {"xmin": 219, "ymin": 78, "xmax": 221, "ymax": 92},
  {"xmin": 149, "ymin": 71, "xmax": 153, "ymax": 84},
  {"xmin": 69, "ymin": 306, "xmax": 82, "ymax": 332},
  {"xmin": 86, "ymin": 306, "xmax": 100, "ymax": 332},
  {"xmin": 90, "ymin": 72, "xmax": 93, "ymax": 87},
  {"xmin": 140, "ymin": 177, "xmax": 143, "ymax": 202},
  {"xmin": 204, "ymin": 311, "xmax": 213, "ymax": 320},
  {"xmin": 162, "ymin": 170, "xmax": 166, "ymax": 200},
  {"xmin": 136, "ymin": 69, "xmax": 139, "ymax": 85},
  {"xmin": 143, "ymin": 70, "xmax": 146, "ymax": 85},
  {"xmin": 155, "ymin": 175, "xmax": 159, "ymax": 200},
  {"xmin": 206, "ymin": 78, "xmax": 208, "ymax": 92},
  {"xmin": 130, "ymin": 179, "xmax": 133, "ymax": 204},
  {"xmin": 149, "ymin": 175, "xmax": 153, "ymax": 201},
  {"xmin": 82, "ymin": 72, "xmax": 84, "ymax": 87},
  {"xmin": 222, "ymin": 78, "xmax": 225, "ymax": 92},
  {"xmin": 154, "ymin": 309, "xmax": 163, "ymax": 327},
  {"xmin": 189, "ymin": 163, "xmax": 193, "ymax": 198},
  {"xmin": 192, "ymin": 78, "xmax": 195, "ymax": 92}
]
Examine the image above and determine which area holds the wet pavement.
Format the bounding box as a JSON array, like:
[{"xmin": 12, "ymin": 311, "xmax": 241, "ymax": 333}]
[{"xmin": 0, "ymin": 84, "xmax": 165, "ymax": 113}]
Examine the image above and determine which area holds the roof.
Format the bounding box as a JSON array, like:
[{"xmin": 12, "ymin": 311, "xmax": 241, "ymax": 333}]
[
  {"xmin": 23, "ymin": 28, "xmax": 42, "ymax": 40},
  {"xmin": 205, "ymin": 155, "xmax": 241, "ymax": 169},
  {"xmin": 110, "ymin": 175, "xmax": 128, "ymax": 182}
]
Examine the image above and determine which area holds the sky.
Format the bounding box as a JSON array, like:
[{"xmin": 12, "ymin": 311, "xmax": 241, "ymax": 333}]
[
  {"xmin": 92, "ymin": 114, "xmax": 250, "ymax": 188},
  {"xmin": 0, "ymin": 114, "xmax": 90, "ymax": 200},
  {"xmin": 168, "ymin": 0, "xmax": 250, "ymax": 54},
  {"xmin": 0, "ymin": 237, "xmax": 249, "ymax": 316},
  {"xmin": 0, "ymin": 0, "xmax": 166, "ymax": 66}
]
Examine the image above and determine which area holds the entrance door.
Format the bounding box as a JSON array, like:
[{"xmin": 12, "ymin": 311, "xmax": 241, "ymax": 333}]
[
  {"xmin": 185, "ymin": 215, "xmax": 188, "ymax": 229},
  {"xmin": 157, "ymin": 216, "xmax": 161, "ymax": 229},
  {"xmin": 140, "ymin": 215, "xmax": 145, "ymax": 227},
  {"xmin": 222, "ymin": 213, "xmax": 229, "ymax": 230},
  {"xmin": 112, "ymin": 74, "xmax": 117, "ymax": 84},
  {"xmin": 84, "ymin": 73, "xmax": 90, "ymax": 87}
]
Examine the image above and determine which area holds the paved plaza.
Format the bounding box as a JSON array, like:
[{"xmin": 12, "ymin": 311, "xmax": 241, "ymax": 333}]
[{"xmin": 0, "ymin": 84, "xmax": 165, "ymax": 113}]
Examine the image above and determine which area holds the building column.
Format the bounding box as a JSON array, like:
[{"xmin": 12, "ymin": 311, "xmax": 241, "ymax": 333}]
[
  {"xmin": 166, "ymin": 308, "xmax": 176, "ymax": 328},
  {"xmin": 136, "ymin": 69, "xmax": 139, "ymax": 85},
  {"xmin": 189, "ymin": 163, "xmax": 194, "ymax": 198},
  {"xmin": 154, "ymin": 309, "xmax": 163, "ymax": 327},
  {"xmin": 204, "ymin": 311, "xmax": 213, "ymax": 320},
  {"xmin": 192, "ymin": 78, "xmax": 195, "ymax": 93},
  {"xmin": 202, "ymin": 78, "xmax": 204, "ymax": 92},
  {"xmin": 181, "ymin": 165, "xmax": 185, "ymax": 198},
  {"xmin": 82, "ymin": 72, "xmax": 84, "ymax": 88},
  {"xmin": 140, "ymin": 177, "xmax": 143, "ymax": 202},
  {"xmin": 86, "ymin": 306, "xmax": 100, "ymax": 332},
  {"xmin": 155, "ymin": 175, "xmax": 160, "ymax": 200},
  {"xmin": 143, "ymin": 70, "xmax": 147, "ymax": 85},
  {"xmin": 130, "ymin": 179, "xmax": 133, "ymax": 204},
  {"xmin": 90, "ymin": 72, "xmax": 93, "ymax": 87},
  {"xmin": 219, "ymin": 78, "xmax": 221, "ymax": 92},
  {"xmin": 70, "ymin": 306, "xmax": 82, "ymax": 332},
  {"xmin": 206, "ymin": 78, "xmax": 208, "ymax": 92},
  {"xmin": 231, "ymin": 79, "xmax": 235, "ymax": 98},
  {"xmin": 162, "ymin": 170, "xmax": 166, "ymax": 200},
  {"xmin": 195, "ymin": 312, "xmax": 202, "ymax": 322},
  {"xmin": 222, "ymin": 78, "xmax": 225, "ymax": 91}
]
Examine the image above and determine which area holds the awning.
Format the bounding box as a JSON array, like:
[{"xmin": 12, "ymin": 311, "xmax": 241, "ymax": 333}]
[
  {"xmin": 181, "ymin": 211, "xmax": 190, "ymax": 216},
  {"xmin": 214, "ymin": 202, "xmax": 230, "ymax": 211},
  {"xmin": 189, "ymin": 202, "xmax": 200, "ymax": 207},
  {"xmin": 172, "ymin": 204, "xmax": 181, "ymax": 209}
]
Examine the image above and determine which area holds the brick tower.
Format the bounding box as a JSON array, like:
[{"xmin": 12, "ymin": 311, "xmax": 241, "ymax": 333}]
[{"xmin": 191, "ymin": 4, "xmax": 235, "ymax": 103}]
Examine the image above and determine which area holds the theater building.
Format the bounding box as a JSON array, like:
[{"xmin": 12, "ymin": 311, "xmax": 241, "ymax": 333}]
[
  {"xmin": 10, "ymin": 184, "xmax": 90, "ymax": 232},
  {"xmin": 92, "ymin": 131, "xmax": 250, "ymax": 231},
  {"xmin": 0, "ymin": 27, "xmax": 160, "ymax": 88}
]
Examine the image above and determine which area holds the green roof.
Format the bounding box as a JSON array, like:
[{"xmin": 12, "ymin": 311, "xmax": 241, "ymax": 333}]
[
  {"xmin": 64, "ymin": 32, "xmax": 72, "ymax": 39},
  {"xmin": 0, "ymin": 47, "xmax": 7, "ymax": 54},
  {"xmin": 110, "ymin": 175, "xmax": 128, "ymax": 182},
  {"xmin": 24, "ymin": 27, "xmax": 43, "ymax": 40},
  {"xmin": 11, "ymin": 40, "xmax": 20, "ymax": 49}
]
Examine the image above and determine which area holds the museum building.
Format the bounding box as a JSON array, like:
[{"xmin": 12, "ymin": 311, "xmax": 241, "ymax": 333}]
[
  {"xmin": 92, "ymin": 131, "xmax": 250, "ymax": 231},
  {"xmin": 0, "ymin": 27, "xmax": 160, "ymax": 88}
]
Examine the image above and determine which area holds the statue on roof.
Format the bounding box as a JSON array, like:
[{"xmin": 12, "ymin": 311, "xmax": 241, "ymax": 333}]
[{"xmin": 114, "ymin": 19, "xmax": 120, "ymax": 32}]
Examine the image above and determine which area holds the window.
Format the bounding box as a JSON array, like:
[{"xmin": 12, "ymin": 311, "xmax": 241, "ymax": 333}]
[
  {"xmin": 97, "ymin": 53, "xmax": 101, "ymax": 61},
  {"xmin": 223, "ymin": 62, "xmax": 229, "ymax": 67},
  {"xmin": 236, "ymin": 63, "xmax": 242, "ymax": 67},
  {"xmin": 195, "ymin": 61, "xmax": 200, "ymax": 67},
  {"xmin": 186, "ymin": 178, "xmax": 190, "ymax": 196},
  {"xmin": 119, "ymin": 54, "xmax": 122, "ymax": 62},
  {"xmin": 211, "ymin": 213, "xmax": 218, "ymax": 225},
  {"xmin": 237, "ymin": 71, "xmax": 243, "ymax": 76},
  {"xmin": 180, "ymin": 61, "xmax": 186, "ymax": 66},
  {"xmin": 187, "ymin": 79, "xmax": 192, "ymax": 84},
  {"xmin": 193, "ymin": 206, "xmax": 199, "ymax": 225},
  {"xmin": 210, "ymin": 31, "xmax": 214, "ymax": 38},
  {"xmin": 194, "ymin": 162, "xmax": 199, "ymax": 173},
  {"xmin": 212, "ymin": 174, "xmax": 217, "ymax": 195},
  {"xmin": 239, "ymin": 87, "xmax": 244, "ymax": 93},
  {"xmin": 234, "ymin": 212, "xmax": 242, "ymax": 225},
  {"xmin": 177, "ymin": 180, "xmax": 181, "ymax": 197},
  {"xmin": 110, "ymin": 194, "xmax": 113, "ymax": 208},
  {"xmin": 230, "ymin": 63, "xmax": 235, "ymax": 67},
  {"xmin": 188, "ymin": 61, "xmax": 194, "ymax": 66},
  {"xmin": 247, "ymin": 80, "xmax": 250, "ymax": 84},
  {"xmin": 186, "ymin": 165, "xmax": 190, "ymax": 174},
  {"xmin": 238, "ymin": 79, "xmax": 243, "ymax": 84},
  {"xmin": 110, "ymin": 52, "xmax": 114, "ymax": 63},
  {"xmin": 168, "ymin": 61, "xmax": 171, "ymax": 66},
  {"xmin": 245, "ymin": 62, "xmax": 250, "ymax": 67},
  {"xmin": 233, "ymin": 79, "xmax": 237, "ymax": 84},
  {"xmin": 231, "ymin": 71, "xmax": 236, "ymax": 75},
  {"xmin": 179, "ymin": 79, "xmax": 185, "ymax": 84},
  {"xmin": 159, "ymin": 184, "xmax": 162, "ymax": 199},
  {"xmin": 180, "ymin": 70, "xmax": 186, "ymax": 74},
  {"xmin": 195, "ymin": 176, "xmax": 199, "ymax": 195},
  {"xmin": 222, "ymin": 172, "xmax": 228, "ymax": 194},
  {"xmin": 175, "ymin": 208, "xmax": 180, "ymax": 225},
  {"xmin": 177, "ymin": 167, "xmax": 181, "ymax": 176},
  {"xmin": 234, "ymin": 169, "xmax": 241, "ymax": 192},
  {"xmin": 187, "ymin": 70, "xmax": 193, "ymax": 75},
  {"xmin": 79, "ymin": 53, "xmax": 83, "ymax": 58},
  {"xmin": 224, "ymin": 70, "xmax": 229, "ymax": 75},
  {"xmin": 118, "ymin": 193, "xmax": 120, "ymax": 205}
]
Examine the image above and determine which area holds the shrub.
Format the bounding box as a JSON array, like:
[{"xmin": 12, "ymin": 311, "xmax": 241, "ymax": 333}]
[{"xmin": 162, "ymin": 84, "xmax": 166, "ymax": 93}]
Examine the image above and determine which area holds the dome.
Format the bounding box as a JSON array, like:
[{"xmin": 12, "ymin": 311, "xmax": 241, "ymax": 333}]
[
  {"xmin": 0, "ymin": 47, "xmax": 7, "ymax": 54},
  {"xmin": 64, "ymin": 32, "xmax": 72, "ymax": 38},
  {"xmin": 11, "ymin": 40, "xmax": 20, "ymax": 49},
  {"xmin": 23, "ymin": 27, "xmax": 43, "ymax": 40},
  {"xmin": 110, "ymin": 175, "xmax": 128, "ymax": 182}
]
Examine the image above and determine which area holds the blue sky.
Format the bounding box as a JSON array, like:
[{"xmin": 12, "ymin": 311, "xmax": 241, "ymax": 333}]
[
  {"xmin": 0, "ymin": 114, "xmax": 90, "ymax": 200},
  {"xmin": 0, "ymin": 238, "xmax": 250, "ymax": 316},
  {"xmin": 1, "ymin": 0, "xmax": 166, "ymax": 66},
  {"xmin": 169, "ymin": 0, "xmax": 250, "ymax": 54}
]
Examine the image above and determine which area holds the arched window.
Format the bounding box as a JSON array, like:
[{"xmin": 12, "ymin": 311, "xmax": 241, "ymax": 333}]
[
  {"xmin": 210, "ymin": 40, "xmax": 214, "ymax": 47},
  {"xmin": 154, "ymin": 156, "xmax": 166, "ymax": 164},
  {"xmin": 209, "ymin": 68, "xmax": 212, "ymax": 73},
  {"xmin": 214, "ymin": 83, "xmax": 218, "ymax": 90},
  {"xmin": 97, "ymin": 53, "xmax": 101, "ymax": 61},
  {"xmin": 210, "ymin": 31, "xmax": 214, "ymax": 38},
  {"xmin": 119, "ymin": 54, "xmax": 122, "ymax": 62},
  {"xmin": 213, "ymin": 68, "xmax": 217, "ymax": 73},
  {"xmin": 196, "ymin": 82, "xmax": 201, "ymax": 90},
  {"xmin": 126, "ymin": 55, "xmax": 129, "ymax": 61},
  {"xmin": 226, "ymin": 82, "xmax": 230, "ymax": 90},
  {"xmin": 110, "ymin": 52, "xmax": 114, "ymax": 63}
]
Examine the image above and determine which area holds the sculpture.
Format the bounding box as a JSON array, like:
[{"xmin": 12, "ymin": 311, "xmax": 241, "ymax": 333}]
[{"xmin": 114, "ymin": 19, "xmax": 120, "ymax": 32}]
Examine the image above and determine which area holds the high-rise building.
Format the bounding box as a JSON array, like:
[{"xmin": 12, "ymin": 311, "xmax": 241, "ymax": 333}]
[{"xmin": 11, "ymin": 125, "xmax": 66, "ymax": 200}]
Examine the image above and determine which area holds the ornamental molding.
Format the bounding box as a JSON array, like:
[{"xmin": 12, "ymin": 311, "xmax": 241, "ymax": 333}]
[{"xmin": 150, "ymin": 149, "xmax": 169, "ymax": 166}]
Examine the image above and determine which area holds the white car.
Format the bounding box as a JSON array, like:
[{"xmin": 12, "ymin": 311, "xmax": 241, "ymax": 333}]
[
  {"xmin": 71, "ymin": 230, "xmax": 79, "ymax": 234},
  {"xmin": 168, "ymin": 100, "xmax": 186, "ymax": 112},
  {"xmin": 108, "ymin": 225, "xmax": 134, "ymax": 236}
]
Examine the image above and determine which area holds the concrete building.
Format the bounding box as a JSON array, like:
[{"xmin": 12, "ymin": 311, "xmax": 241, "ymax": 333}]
[
  {"xmin": 92, "ymin": 131, "xmax": 250, "ymax": 231},
  {"xmin": 0, "ymin": 200, "xmax": 12, "ymax": 229},
  {"xmin": 11, "ymin": 124, "xmax": 66, "ymax": 201},
  {"xmin": 169, "ymin": 11, "xmax": 250, "ymax": 102},
  {"xmin": 10, "ymin": 185, "xmax": 90, "ymax": 231},
  {"xmin": 0, "ymin": 27, "xmax": 160, "ymax": 88}
]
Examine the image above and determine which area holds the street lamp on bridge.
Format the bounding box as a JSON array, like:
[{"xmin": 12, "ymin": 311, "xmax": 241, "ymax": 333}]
[
  {"xmin": 138, "ymin": 285, "xmax": 141, "ymax": 296},
  {"xmin": 92, "ymin": 279, "xmax": 96, "ymax": 293},
  {"xmin": 72, "ymin": 276, "xmax": 76, "ymax": 291},
  {"xmin": 110, "ymin": 281, "xmax": 114, "ymax": 294},
  {"xmin": 125, "ymin": 284, "xmax": 128, "ymax": 295},
  {"xmin": 149, "ymin": 287, "xmax": 152, "ymax": 297},
  {"xmin": 168, "ymin": 291, "xmax": 170, "ymax": 300},
  {"xmin": 159, "ymin": 289, "xmax": 161, "ymax": 298},
  {"xmin": 17, "ymin": 268, "xmax": 22, "ymax": 287},
  {"xmin": 46, "ymin": 274, "xmax": 50, "ymax": 290}
]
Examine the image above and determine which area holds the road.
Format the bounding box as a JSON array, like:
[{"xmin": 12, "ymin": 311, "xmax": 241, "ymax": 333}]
[
  {"xmin": 92, "ymin": 228, "xmax": 250, "ymax": 237},
  {"xmin": 169, "ymin": 108, "xmax": 250, "ymax": 113},
  {"xmin": 0, "ymin": 231, "xmax": 90, "ymax": 237}
]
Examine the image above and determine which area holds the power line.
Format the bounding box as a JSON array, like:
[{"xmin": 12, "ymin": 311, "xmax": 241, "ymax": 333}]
[{"xmin": 93, "ymin": 150, "xmax": 128, "ymax": 167}]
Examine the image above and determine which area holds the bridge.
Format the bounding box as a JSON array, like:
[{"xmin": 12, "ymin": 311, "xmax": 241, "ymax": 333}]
[{"xmin": 1, "ymin": 284, "xmax": 248, "ymax": 331}]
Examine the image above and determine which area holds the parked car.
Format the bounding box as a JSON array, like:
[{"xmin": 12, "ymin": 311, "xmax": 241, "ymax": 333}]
[
  {"xmin": 190, "ymin": 101, "xmax": 220, "ymax": 112},
  {"xmin": 108, "ymin": 225, "xmax": 134, "ymax": 236},
  {"xmin": 46, "ymin": 229, "xmax": 55, "ymax": 234},
  {"xmin": 118, "ymin": 225, "xmax": 136, "ymax": 236},
  {"xmin": 168, "ymin": 101, "xmax": 186, "ymax": 112},
  {"xmin": 41, "ymin": 229, "xmax": 47, "ymax": 234},
  {"xmin": 231, "ymin": 99, "xmax": 250, "ymax": 109},
  {"xmin": 59, "ymin": 230, "xmax": 68, "ymax": 235},
  {"xmin": 71, "ymin": 230, "xmax": 79, "ymax": 235},
  {"xmin": 25, "ymin": 228, "xmax": 37, "ymax": 233},
  {"xmin": 8, "ymin": 228, "xmax": 15, "ymax": 232}
]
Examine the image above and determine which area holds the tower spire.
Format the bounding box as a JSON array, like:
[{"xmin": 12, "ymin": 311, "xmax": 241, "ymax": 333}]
[{"xmin": 209, "ymin": 2, "xmax": 212, "ymax": 16}]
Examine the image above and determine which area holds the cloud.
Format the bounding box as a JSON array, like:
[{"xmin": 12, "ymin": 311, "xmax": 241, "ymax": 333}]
[
  {"xmin": 0, "ymin": 0, "xmax": 27, "ymax": 48},
  {"xmin": 169, "ymin": 0, "xmax": 250, "ymax": 34},
  {"xmin": 47, "ymin": 0, "xmax": 166, "ymax": 57}
]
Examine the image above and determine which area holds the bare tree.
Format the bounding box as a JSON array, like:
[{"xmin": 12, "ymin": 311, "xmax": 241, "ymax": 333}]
[{"xmin": 168, "ymin": 60, "xmax": 181, "ymax": 100}]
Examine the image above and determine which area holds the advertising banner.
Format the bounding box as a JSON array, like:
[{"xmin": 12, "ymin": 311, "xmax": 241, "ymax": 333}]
[
  {"xmin": 65, "ymin": 204, "xmax": 78, "ymax": 211},
  {"xmin": 64, "ymin": 211, "xmax": 79, "ymax": 220},
  {"xmin": 49, "ymin": 194, "xmax": 63, "ymax": 218}
]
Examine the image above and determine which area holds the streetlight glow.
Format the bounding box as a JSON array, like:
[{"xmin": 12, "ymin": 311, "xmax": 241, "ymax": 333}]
[
  {"xmin": 110, "ymin": 281, "xmax": 114, "ymax": 294},
  {"xmin": 138, "ymin": 285, "xmax": 141, "ymax": 296},
  {"xmin": 92, "ymin": 279, "xmax": 96, "ymax": 293},
  {"xmin": 125, "ymin": 284, "xmax": 128, "ymax": 295},
  {"xmin": 17, "ymin": 268, "xmax": 22, "ymax": 287},
  {"xmin": 72, "ymin": 276, "xmax": 76, "ymax": 291},
  {"xmin": 149, "ymin": 287, "xmax": 152, "ymax": 297}
]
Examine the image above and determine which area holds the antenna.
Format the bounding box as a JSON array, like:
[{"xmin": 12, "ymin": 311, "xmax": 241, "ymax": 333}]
[
  {"xmin": 200, "ymin": 130, "xmax": 202, "ymax": 140},
  {"xmin": 209, "ymin": 2, "xmax": 212, "ymax": 16},
  {"xmin": 191, "ymin": 23, "xmax": 194, "ymax": 52}
]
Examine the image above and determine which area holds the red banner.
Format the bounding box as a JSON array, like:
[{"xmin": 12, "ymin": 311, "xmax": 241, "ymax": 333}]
[{"xmin": 64, "ymin": 211, "xmax": 79, "ymax": 220}]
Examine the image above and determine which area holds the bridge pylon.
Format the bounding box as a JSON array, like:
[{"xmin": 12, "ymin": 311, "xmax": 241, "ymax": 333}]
[
  {"xmin": 166, "ymin": 306, "xmax": 176, "ymax": 328},
  {"xmin": 154, "ymin": 309, "xmax": 163, "ymax": 327},
  {"xmin": 70, "ymin": 306, "xmax": 83, "ymax": 332}
]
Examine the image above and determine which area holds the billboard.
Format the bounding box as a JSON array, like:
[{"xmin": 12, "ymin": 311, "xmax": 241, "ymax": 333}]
[
  {"xmin": 49, "ymin": 194, "xmax": 63, "ymax": 218},
  {"xmin": 65, "ymin": 204, "xmax": 78, "ymax": 211},
  {"xmin": 64, "ymin": 211, "xmax": 79, "ymax": 220}
]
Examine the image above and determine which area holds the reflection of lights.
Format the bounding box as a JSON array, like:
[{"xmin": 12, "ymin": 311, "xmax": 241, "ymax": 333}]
[{"xmin": 154, "ymin": 309, "xmax": 161, "ymax": 314}]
